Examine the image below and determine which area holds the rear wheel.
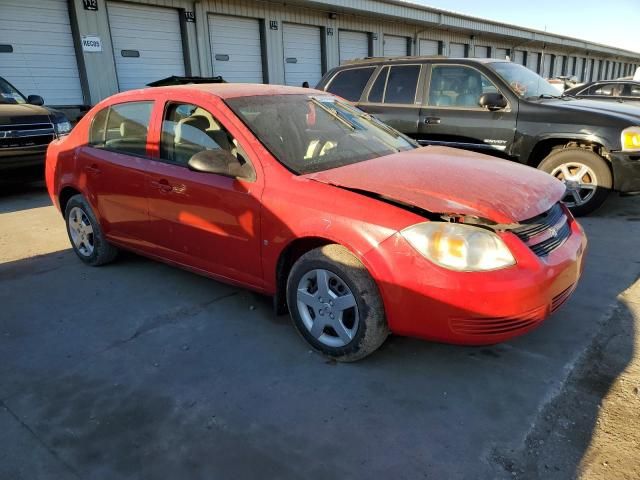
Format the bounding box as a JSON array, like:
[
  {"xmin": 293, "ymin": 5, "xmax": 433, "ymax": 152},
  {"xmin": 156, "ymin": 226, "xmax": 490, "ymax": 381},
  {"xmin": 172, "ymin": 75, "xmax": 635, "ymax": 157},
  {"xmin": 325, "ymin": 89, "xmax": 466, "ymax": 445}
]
[
  {"xmin": 538, "ymin": 148, "xmax": 612, "ymax": 216},
  {"xmin": 286, "ymin": 244, "xmax": 389, "ymax": 362}
]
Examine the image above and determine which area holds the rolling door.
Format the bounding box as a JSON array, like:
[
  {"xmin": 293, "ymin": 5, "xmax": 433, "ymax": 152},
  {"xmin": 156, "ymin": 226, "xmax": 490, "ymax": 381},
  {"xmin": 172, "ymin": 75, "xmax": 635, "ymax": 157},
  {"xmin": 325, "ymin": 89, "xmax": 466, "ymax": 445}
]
[
  {"xmin": 528, "ymin": 52, "xmax": 540, "ymax": 73},
  {"xmin": 209, "ymin": 15, "xmax": 264, "ymax": 83},
  {"xmin": 474, "ymin": 45, "xmax": 489, "ymax": 58},
  {"xmin": 575, "ymin": 58, "xmax": 584, "ymax": 81},
  {"xmin": 107, "ymin": 2, "xmax": 185, "ymax": 91},
  {"xmin": 494, "ymin": 48, "xmax": 509, "ymax": 60},
  {"xmin": 383, "ymin": 35, "xmax": 408, "ymax": 57},
  {"xmin": 283, "ymin": 23, "xmax": 322, "ymax": 87},
  {"xmin": 339, "ymin": 31, "xmax": 369, "ymax": 64},
  {"xmin": 513, "ymin": 50, "xmax": 526, "ymax": 65},
  {"xmin": 542, "ymin": 54, "xmax": 552, "ymax": 77},
  {"xmin": 449, "ymin": 43, "xmax": 466, "ymax": 58},
  {"xmin": 0, "ymin": 0, "xmax": 83, "ymax": 106},
  {"xmin": 419, "ymin": 39, "xmax": 439, "ymax": 56}
]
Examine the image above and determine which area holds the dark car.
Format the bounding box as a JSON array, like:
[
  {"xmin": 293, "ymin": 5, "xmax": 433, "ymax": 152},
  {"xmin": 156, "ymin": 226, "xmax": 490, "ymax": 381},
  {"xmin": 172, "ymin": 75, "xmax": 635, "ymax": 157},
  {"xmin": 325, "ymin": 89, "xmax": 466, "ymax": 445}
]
[
  {"xmin": 564, "ymin": 80, "xmax": 640, "ymax": 104},
  {"xmin": 1, "ymin": 76, "xmax": 71, "ymax": 180},
  {"xmin": 317, "ymin": 57, "xmax": 640, "ymax": 215}
]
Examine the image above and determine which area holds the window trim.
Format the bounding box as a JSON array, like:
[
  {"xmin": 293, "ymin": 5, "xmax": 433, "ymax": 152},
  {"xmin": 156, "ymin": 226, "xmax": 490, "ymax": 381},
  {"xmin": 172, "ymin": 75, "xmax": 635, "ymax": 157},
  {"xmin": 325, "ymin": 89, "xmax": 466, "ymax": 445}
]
[
  {"xmin": 324, "ymin": 65, "xmax": 377, "ymax": 103},
  {"xmin": 363, "ymin": 63, "xmax": 424, "ymax": 106}
]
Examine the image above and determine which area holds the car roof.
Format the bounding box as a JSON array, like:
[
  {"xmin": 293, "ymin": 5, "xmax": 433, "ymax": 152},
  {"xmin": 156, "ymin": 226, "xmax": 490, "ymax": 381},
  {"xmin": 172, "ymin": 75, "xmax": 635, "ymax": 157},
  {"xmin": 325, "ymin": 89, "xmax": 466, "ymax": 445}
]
[{"xmin": 338, "ymin": 56, "xmax": 507, "ymax": 67}]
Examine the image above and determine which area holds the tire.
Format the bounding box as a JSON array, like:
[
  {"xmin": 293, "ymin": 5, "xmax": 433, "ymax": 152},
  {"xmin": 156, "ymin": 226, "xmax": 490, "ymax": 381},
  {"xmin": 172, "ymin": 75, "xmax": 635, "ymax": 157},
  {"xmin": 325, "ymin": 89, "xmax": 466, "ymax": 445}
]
[
  {"xmin": 537, "ymin": 147, "xmax": 612, "ymax": 216},
  {"xmin": 64, "ymin": 194, "xmax": 118, "ymax": 266},
  {"xmin": 286, "ymin": 244, "xmax": 389, "ymax": 362}
]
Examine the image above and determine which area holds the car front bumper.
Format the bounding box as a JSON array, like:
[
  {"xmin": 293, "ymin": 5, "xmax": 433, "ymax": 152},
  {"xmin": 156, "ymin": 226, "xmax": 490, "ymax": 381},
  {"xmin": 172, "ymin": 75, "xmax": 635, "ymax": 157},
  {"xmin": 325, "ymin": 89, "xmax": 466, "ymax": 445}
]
[
  {"xmin": 0, "ymin": 146, "xmax": 46, "ymax": 173},
  {"xmin": 610, "ymin": 151, "xmax": 640, "ymax": 193},
  {"xmin": 363, "ymin": 216, "xmax": 587, "ymax": 345}
]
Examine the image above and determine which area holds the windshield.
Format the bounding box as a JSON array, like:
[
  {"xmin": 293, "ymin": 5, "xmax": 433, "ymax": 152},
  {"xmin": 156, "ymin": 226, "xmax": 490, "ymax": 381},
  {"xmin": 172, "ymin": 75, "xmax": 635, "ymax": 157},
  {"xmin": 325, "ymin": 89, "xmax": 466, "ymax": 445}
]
[
  {"xmin": 226, "ymin": 94, "xmax": 417, "ymax": 174},
  {"xmin": 488, "ymin": 62, "xmax": 561, "ymax": 99},
  {"xmin": 0, "ymin": 78, "xmax": 26, "ymax": 105}
]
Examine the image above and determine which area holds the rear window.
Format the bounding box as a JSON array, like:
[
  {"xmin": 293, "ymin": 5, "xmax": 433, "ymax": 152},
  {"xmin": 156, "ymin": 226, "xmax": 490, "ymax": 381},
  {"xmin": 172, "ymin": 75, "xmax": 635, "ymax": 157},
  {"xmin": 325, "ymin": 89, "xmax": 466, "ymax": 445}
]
[
  {"xmin": 326, "ymin": 67, "xmax": 375, "ymax": 101},
  {"xmin": 89, "ymin": 101, "xmax": 153, "ymax": 156}
]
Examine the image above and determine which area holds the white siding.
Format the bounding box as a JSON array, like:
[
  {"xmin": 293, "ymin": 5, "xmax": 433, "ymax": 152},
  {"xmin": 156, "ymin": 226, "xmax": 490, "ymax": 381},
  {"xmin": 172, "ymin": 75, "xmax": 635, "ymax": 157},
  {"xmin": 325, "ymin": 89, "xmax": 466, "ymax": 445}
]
[
  {"xmin": 209, "ymin": 15, "xmax": 264, "ymax": 83},
  {"xmin": 107, "ymin": 2, "xmax": 185, "ymax": 91},
  {"xmin": 0, "ymin": 0, "xmax": 83, "ymax": 105},
  {"xmin": 283, "ymin": 23, "xmax": 322, "ymax": 86},
  {"xmin": 339, "ymin": 30, "xmax": 369, "ymax": 63},
  {"xmin": 383, "ymin": 35, "xmax": 408, "ymax": 56}
]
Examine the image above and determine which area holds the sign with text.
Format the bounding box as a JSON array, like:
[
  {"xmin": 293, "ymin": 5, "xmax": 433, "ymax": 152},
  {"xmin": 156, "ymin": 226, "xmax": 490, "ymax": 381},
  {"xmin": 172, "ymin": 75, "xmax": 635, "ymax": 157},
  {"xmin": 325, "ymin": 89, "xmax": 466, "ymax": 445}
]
[
  {"xmin": 83, "ymin": 0, "xmax": 98, "ymax": 11},
  {"xmin": 81, "ymin": 35, "xmax": 103, "ymax": 52}
]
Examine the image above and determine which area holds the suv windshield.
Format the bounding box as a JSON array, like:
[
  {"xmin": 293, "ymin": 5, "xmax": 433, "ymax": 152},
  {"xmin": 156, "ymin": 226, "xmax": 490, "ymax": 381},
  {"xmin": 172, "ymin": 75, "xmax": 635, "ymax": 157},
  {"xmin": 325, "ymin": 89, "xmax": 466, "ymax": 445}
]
[
  {"xmin": 0, "ymin": 77, "xmax": 26, "ymax": 105},
  {"xmin": 488, "ymin": 62, "xmax": 560, "ymax": 99},
  {"xmin": 226, "ymin": 94, "xmax": 417, "ymax": 174}
]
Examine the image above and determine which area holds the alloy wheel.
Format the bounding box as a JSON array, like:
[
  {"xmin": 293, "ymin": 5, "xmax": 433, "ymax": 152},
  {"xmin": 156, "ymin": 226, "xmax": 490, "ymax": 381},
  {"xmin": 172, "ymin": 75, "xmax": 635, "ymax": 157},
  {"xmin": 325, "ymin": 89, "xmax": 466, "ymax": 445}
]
[
  {"xmin": 68, "ymin": 206, "xmax": 95, "ymax": 257},
  {"xmin": 550, "ymin": 162, "xmax": 598, "ymax": 207}
]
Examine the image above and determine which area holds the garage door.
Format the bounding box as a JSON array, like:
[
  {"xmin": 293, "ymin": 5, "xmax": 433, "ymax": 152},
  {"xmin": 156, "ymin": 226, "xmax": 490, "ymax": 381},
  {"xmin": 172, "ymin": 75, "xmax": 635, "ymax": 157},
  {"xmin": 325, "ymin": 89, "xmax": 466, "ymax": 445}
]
[
  {"xmin": 474, "ymin": 45, "xmax": 489, "ymax": 58},
  {"xmin": 283, "ymin": 23, "xmax": 322, "ymax": 87},
  {"xmin": 107, "ymin": 2, "xmax": 185, "ymax": 91},
  {"xmin": 449, "ymin": 43, "xmax": 466, "ymax": 58},
  {"xmin": 419, "ymin": 39, "xmax": 439, "ymax": 56},
  {"xmin": 513, "ymin": 50, "xmax": 526, "ymax": 65},
  {"xmin": 339, "ymin": 31, "xmax": 369, "ymax": 64},
  {"xmin": 209, "ymin": 15, "xmax": 263, "ymax": 83},
  {"xmin": 383, "ymin": 35, "xmax": 408, "ymax": 57},
  {"xmin": 542, "ymin": 55, "xmax": 552, "ymax": 78},
  {"xmin": 528, "ymin": 52, "xmax": 540, "ymax": 73},
  {"xmin": 0, "ymin": 0, "xmax": 83, "ymax": 106},
  {"xmin": 575, "ymin": 58, "xmax": 584, "ymax": 81},
  {"xmin": 494, "ymin": 48, "xmax": 509, "ymax": 60}
]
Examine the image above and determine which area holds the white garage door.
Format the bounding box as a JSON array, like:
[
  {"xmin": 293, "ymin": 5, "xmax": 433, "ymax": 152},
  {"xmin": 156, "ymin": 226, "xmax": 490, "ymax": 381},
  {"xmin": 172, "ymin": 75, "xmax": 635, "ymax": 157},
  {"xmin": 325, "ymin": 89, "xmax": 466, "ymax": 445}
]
[
  {"xmin": 494, "ymin": 48, "xmax": 509, "ymax": 60},
  {"xmin": 474, "ymin": 45, "xmax": 489, "ymax": 58},
  {"xmin": 542, "ymin": 55, "xmax": 552, "ymax": 78},
  {"xmin": 283, "ymin": 23, "xmax": 322, "ymax": 87},
  {"xmin": 209, "ymin": 15, "xmax": 263, "ymax": 83},
  {"xmin": 383, "ymin": 35, "xmax": 408, "ymax": 57},
  {"xmin": 0, "ymin": 0, "xmax": 83, "ymax": 106},
  {"xmin": 419, "ymin": 39, "xmax": 439, "ymax": 56},
  {"xmin": 528, "ymin": 52, "xmax": 540, "ymax": 73},
  {"xmin": 449, "ymin": 43, "xmax": 466, "ymax": 58},
  {"xmin": 339, "ymin": 31, "xmax": 368, "ymax": 64},
  {"xmin": 107, "ymin": 2, "xmax": 185, "ymax": 91},
  {"xmin": 575, "ymin": 58, "xmax": 584, "ymax": 81},
  {"xmin": 513, "ymin": 50, "xmax": 526, "ymax": 65}
]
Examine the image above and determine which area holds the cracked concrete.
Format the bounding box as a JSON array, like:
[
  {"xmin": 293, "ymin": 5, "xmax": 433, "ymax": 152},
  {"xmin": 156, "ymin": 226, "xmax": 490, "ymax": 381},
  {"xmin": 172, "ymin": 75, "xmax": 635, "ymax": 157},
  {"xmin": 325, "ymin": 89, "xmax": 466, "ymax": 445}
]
[{"xmin": 1, "ymin": 185, "xmax": 639, "ymax": 479}]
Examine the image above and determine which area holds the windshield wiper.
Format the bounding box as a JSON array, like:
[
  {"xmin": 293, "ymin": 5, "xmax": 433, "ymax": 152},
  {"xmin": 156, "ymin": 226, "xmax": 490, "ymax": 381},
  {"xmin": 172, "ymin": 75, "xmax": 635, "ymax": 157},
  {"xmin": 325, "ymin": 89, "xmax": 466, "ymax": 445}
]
[{"xmin": 310, "ymin": 98, "xmax": 355, "ymax": 131}]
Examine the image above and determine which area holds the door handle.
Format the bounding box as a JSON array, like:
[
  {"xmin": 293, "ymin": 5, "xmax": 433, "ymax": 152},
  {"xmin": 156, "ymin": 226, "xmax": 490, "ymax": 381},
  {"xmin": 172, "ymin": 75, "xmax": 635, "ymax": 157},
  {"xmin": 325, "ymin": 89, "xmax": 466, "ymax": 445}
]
[
  {"xmin": 84, "ymin": 164, "xmax": 101, "ymax": 175},
  {"xmin": 423, "ymin": 117, "xmax": 441, "ymax": 125},
  {"xmin": 151, "ymin": 179, "xmax": 173, "ymax": 193}
]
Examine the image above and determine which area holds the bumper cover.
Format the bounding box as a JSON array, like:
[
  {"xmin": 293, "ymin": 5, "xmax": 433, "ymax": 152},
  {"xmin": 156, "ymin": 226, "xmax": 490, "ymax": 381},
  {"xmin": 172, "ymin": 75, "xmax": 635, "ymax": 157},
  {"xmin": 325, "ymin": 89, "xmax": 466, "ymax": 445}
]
[
  {"xmin": 610, "ymin": 152, "xmax": 640, "ymax": 193},
  {"xmin": 0, "ymin": 147, "xmax": 46, "ymax": 172}
]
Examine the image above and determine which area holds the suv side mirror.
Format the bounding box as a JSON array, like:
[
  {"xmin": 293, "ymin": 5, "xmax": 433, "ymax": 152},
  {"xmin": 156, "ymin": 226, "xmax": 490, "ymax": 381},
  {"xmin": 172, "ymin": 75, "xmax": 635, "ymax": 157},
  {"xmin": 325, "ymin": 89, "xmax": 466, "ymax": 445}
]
[
  {"xmin": 479, "ymin": 92, "xmax": 507, "ymax": 111},
  {"xmin": 187, "ymin": 149, "xmax": 249, "ymax": 178},
  {"xmin": 27, "ymin": 95, "xmax": 44, "ymax": 106}
]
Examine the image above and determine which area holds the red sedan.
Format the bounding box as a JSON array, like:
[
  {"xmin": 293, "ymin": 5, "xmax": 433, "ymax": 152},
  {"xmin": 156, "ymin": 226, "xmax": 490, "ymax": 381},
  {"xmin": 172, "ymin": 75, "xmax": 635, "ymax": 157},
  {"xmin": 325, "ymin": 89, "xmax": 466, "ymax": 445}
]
[{"xmin": 46, "ymin": 84, "xmax": 587, "ymax": 361}]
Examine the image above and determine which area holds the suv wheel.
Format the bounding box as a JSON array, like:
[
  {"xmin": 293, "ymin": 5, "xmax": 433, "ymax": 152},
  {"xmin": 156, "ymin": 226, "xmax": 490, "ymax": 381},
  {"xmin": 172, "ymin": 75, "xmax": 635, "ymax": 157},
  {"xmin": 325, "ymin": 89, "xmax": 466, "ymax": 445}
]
[
  {"xmin": 286, "ymin": 244, "xmax": 389, "ymax": 362},
  {"xmin": 538, "ymin": 148, "xmax": 612, "ymax": 216}
]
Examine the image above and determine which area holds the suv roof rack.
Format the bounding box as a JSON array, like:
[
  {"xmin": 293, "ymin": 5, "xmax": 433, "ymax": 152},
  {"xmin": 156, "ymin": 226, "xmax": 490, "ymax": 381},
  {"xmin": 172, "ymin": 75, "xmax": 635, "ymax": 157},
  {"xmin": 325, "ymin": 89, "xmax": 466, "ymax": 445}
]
[{"xmin": 342, "ymin": 55, "xmax": 447, "ymax": 65}]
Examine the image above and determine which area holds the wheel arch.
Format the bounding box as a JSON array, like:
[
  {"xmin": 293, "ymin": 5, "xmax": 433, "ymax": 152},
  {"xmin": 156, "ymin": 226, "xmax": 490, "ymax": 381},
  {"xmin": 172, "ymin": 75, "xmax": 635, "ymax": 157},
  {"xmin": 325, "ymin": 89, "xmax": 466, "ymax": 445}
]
[
  {"xmin": 58, "ymin": 186, "xmax": 82, "ymax": 216},
  {"xmin": 525, "ymin": 135, "xmax": 611, "ymax": 168}
]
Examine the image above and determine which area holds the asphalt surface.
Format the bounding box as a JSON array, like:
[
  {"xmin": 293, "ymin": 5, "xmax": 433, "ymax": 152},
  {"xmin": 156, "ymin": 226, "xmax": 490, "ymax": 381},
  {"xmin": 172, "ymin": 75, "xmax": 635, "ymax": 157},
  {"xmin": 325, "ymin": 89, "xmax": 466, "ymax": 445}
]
[{"xmin": 1, "ymin": 184, "xmax": 639, "ymax": 480}]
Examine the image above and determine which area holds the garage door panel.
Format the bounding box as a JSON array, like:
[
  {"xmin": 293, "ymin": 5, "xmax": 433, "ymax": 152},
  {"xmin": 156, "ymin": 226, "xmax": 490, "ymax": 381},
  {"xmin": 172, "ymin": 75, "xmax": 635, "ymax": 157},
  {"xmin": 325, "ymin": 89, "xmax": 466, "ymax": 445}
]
[
  {"xmin": 209, "ymin": 15, "xmax": 264, "ymax": 84},
  {"xmin": 339, "ymin": 31, "xmax": 368, "ymax": 63},
  {"xmin": 383, "ymin": 35, "xmax": 407, "ymax": 57},
  {"xmin": 0, "ymin": 0, "xmax": 83, "ymax": 105},
  {"xmin": 108, "ymin": 2, "xmax": 185, "ymax": 91},
  {"xmin": 449, "ymin": 43, "xmax": 466, "ymax": 57},
  {"xmin": 283, "ymin": 24, "xmax": 322, "ymax": 87},
  {"xmin": 419, "ymin": 39, "xmax": 439, "ymax": 56}
]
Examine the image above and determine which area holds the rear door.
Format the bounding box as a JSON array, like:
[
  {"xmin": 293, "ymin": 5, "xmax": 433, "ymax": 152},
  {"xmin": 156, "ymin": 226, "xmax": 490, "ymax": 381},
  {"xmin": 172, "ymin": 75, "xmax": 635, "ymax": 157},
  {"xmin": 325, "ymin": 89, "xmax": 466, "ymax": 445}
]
[
  {"xmin": 357, "ymin": 64, "xmax": 424, "ymax": 136},
  {"xmin": 417, "ymin": 63, "xmax": 517, "ymax": 153},
  {"xmin": 76, "ymin": 100, "xmax": 154, "ymax": 244}
]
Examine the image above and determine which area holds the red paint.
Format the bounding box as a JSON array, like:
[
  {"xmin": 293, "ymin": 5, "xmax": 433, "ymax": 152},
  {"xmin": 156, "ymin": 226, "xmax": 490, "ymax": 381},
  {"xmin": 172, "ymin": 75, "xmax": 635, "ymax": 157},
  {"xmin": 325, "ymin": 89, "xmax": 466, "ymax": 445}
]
[{"xmin": 46, "ymin": 84, "xmax": 587, "ymax": 346}]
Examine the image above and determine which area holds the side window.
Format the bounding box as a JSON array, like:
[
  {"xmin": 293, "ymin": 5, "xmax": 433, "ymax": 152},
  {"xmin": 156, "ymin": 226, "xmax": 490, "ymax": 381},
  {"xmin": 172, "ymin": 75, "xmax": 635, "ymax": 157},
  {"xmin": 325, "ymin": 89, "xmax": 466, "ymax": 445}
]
[
  {"xmin": 630, "ymin": 85, "xmax": 640, "ymax": 97},
  {"xmin": 326, "ymin": 67, "xmax": 375, "ymax": 102},
  {"xmin": 428, "ymin": 65, "xmax": 498, "ymax": 108},
  {"xmin": 367, "ymin": 67, "xmax": 388, "ymax": 103},
  {"xmin": 383, "ymin": 65, "xmax": 421, "ymax": 104},
  {"xmin": 160, "ymin": 102, "xmax": 254, "ymax": 179},
  {"xmin": 591, "ymin": 83, "xmax": 615, "ymax": 96},
  {"xmin": 92, "ymin": 101, "xmax": 153, "ymax": 156}
]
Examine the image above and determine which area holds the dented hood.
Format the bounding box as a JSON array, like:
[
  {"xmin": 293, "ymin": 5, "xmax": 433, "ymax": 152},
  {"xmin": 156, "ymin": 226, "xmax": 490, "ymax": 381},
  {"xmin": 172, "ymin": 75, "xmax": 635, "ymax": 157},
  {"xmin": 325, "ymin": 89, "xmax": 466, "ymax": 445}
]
[{"xmin": 304, "ymin": 146, "xmax": 566, "ymax": 224}]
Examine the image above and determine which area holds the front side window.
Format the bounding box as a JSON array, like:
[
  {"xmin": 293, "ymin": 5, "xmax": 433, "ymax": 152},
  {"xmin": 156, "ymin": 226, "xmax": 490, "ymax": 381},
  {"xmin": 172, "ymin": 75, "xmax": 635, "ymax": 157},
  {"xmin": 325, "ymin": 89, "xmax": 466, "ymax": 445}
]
[
  {"xmin": 428, "ymin": 65, "xmax": 499, "ymax": 108},
  {"xmin": 488, "ymin": 61, "xmax": 559, "ymax": 99},
  {"xmin": 589, "ymin": 83, "xmax": 625, "ymax": 97},
  {"xmin": 0, "ymin": 77, "xmax": 26, "ymax": 105},
  {"xmin": 90, "ymin": 101, "xmax": 153, "ymax": 156},
  {"xmin": 226, "ymin": 94, "xmax": 417, "ymax": 174},
  {"xmin": 326, "ymin": 68, "xmax": 375, "ymax": 102},
  {"xmin": 159, "ymin": 102, "xmax": 254, "ymax": 178}
]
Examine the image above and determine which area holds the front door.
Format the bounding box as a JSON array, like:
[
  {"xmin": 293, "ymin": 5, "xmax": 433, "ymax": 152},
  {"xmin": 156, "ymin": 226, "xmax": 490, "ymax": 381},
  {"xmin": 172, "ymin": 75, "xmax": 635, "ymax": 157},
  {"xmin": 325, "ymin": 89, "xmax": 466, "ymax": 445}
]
[
  {"xmin": 418, "ymin": 64, "xmax": 517, "ymax": 155},
  {"xmin": 145, "ymin": 100, "xmax": 264, "ymax": 288}
]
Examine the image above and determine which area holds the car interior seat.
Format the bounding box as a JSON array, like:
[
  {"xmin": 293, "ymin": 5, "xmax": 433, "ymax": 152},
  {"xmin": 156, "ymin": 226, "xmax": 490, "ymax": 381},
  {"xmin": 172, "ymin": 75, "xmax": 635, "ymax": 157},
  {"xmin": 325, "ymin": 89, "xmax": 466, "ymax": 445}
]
[
  {"xmin": 104, "ymin": 119, "xmax": 148, "ymax": 156},
  {"xmin": 429, "ymin": 76, "xmax": 453, "ymax": 106},
  {"xmin": 456, "ymin": 75, "xmax": 482, "ymax": 107}
]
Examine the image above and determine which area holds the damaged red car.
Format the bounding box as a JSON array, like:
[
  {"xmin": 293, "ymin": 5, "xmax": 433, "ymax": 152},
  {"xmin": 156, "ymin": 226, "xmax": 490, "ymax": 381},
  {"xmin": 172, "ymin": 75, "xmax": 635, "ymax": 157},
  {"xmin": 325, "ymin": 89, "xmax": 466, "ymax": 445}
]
[{"xmin": 46, "ymin": 84, "xmax": 587, "ymax": 361}]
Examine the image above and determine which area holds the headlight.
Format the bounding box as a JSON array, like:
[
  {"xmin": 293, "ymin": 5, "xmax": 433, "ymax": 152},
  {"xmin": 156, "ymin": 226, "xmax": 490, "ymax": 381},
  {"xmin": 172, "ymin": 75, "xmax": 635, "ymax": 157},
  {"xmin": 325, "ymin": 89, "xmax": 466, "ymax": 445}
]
[
  {"xmin": 621, "ymin": 126, "xmax": 640, "ymax": 152},
  {"xmin": 54, "ymin": 119, "xmax": 72, "ymax": 136},
  {"xmin": 400, "ymin": 222, "xmax": 516, "ymax": 272}
]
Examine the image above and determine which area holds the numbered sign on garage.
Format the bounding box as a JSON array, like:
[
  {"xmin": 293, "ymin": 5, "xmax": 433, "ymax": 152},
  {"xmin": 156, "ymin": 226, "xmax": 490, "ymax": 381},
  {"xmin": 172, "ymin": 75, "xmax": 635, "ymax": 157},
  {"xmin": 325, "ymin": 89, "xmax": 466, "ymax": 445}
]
[
  {"xmin": 107, "ymin": 2, "xmax": 185, "ymax": 91},
  {"xmin": 209, "ymin": 15, "xmax": 264, "ymax": 83},
  {"xmin": 339, "ymin": 30, "xmax": 369, "ymax": 64},
  {"xmin": 383, "ymin": 35, "xmax": 408, "ymax": 57},
  {"xmin": 0, "ymin": 0, "xmax": 83, "ymax": 105},
  {"xmin": 283, "ymin": 24, "xmax": 322, "ymax": 87}
]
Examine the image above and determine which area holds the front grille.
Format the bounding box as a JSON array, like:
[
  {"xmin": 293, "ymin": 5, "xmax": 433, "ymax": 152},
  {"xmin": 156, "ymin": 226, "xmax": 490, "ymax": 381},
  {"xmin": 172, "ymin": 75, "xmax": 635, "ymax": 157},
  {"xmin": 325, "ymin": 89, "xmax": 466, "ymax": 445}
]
[
  {"xmin": 512, "ymin": 203, "xmax": 571, "ymax": 257},
  {"xmin": 0, "ymin": 122, "xmax": 55, "ymax": 149}
]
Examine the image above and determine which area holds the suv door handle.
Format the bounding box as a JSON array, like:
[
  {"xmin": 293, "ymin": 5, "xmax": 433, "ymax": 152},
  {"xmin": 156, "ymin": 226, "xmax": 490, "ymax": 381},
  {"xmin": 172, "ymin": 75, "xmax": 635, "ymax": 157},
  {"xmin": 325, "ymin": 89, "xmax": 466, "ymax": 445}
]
[
  {"xmin": 151, "ymin": 179, "xmax": 173, "ymax": 193},
  {"xmin": 423, "ymin": 117, "xmax": 441, "ymax": 125}
]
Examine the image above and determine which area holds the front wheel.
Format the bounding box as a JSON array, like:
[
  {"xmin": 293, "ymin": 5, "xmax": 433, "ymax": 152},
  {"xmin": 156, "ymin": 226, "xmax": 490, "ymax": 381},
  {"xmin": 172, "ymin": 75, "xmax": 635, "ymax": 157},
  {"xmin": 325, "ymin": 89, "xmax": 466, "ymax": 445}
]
[
  {"xmin": 286, "ymin": 244, "xmax": 389, "ymax": 362},
  {"xmin": 538, "ymin": 148, "xmax": 612, "ymax": 216}
]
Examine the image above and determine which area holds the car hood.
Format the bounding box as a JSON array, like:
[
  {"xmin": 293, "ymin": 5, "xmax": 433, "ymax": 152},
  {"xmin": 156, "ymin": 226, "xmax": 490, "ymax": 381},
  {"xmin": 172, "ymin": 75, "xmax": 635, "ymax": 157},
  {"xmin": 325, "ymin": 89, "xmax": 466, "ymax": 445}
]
[
  {"xmin": 0, "ymin": 103, "xmax": 52, "ymax": 125},
  {"xmin": 541, "ymin": 97, "xmax": 640, "ymax": 122},
  {"xmin": 304, "ymin": 146, "xmax": 566, "ymax": 224}
]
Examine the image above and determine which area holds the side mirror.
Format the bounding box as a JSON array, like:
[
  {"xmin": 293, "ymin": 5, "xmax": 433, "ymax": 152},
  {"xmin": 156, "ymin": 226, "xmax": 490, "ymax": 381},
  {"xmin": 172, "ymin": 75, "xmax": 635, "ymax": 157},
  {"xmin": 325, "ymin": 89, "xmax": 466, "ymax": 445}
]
[
  {"xmin": 479, "ymin": 92, "xmax": 507, "ymax": 111},
  {"xmin": 27, "ymin": 95, "xmax": 44, "ymax": 106},
  {"xmin": 187, "ymin": 149, "xmax": 249, "ymax": 178}
]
